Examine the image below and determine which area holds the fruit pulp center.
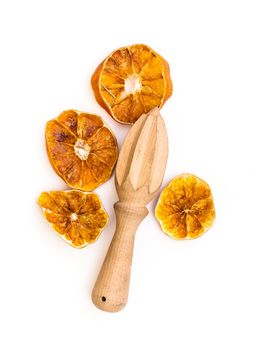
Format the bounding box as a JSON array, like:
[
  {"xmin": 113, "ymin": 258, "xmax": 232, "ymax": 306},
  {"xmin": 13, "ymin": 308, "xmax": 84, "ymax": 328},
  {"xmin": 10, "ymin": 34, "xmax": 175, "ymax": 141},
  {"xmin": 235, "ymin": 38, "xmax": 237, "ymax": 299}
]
[
  {"xmin": 70, "ymin": 213, "xmax": 78, "ymax": 221},
  {"xmin": 74, "ymin": 139, "xmax": 90, "ymax": 160},
  {"xmin": 124, "ymin": 74, "xmax": 142, "ymax": 94}
]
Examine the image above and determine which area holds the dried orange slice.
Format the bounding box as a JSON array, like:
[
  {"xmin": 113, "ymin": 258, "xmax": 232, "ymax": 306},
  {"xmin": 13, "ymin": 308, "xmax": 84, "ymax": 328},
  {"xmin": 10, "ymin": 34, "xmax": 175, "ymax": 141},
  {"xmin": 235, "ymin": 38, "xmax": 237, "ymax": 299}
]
[
  {"xmin": 155, "ymin": 174, "xmax": 215, "ymax": 240},
  {"xmin": 38, "ymin": 190, "xmax": 108, "ymax": 248},
  {"xmin": 91, "ymin": 44, "xmax": 173, "ymax": 124},
  {"xmin": 46, "ymin": 110, "xmax": 118, "ymax": 191}
]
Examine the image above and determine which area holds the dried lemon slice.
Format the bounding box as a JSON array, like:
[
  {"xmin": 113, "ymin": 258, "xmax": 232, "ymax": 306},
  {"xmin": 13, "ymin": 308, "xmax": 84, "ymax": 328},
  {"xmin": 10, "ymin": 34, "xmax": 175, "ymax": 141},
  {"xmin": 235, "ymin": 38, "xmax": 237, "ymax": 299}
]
[
  {"xmin": 155, "ymin": 174, "xmax": 215, "ymax": 239},
  {"xmin": 91, "ymin": 44, "xmax": 173, "ymax": 124},
  {"xmin": 38, "ymin": 190, "xmax": 108, "ymax": 248},
  {"xmin": 46, "ymin": 110, "xmax": 118, "ymax": 191}
]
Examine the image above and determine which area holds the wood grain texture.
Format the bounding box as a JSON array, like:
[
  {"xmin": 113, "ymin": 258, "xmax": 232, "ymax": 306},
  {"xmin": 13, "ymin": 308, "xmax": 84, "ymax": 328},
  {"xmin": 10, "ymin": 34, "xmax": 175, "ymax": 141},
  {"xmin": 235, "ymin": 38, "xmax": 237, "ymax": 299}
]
[
  {"xmin": 92, "ymin": 108, "xmax": 168, "ymax": 312},
  {"xmin": 92, "ymin": 202, "xmax": 148, "ymax": 312}
]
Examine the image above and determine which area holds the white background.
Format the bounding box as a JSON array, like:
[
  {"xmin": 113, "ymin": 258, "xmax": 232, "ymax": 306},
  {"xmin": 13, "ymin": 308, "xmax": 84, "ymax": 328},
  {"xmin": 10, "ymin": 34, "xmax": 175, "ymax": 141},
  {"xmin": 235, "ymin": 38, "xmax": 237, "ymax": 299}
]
[{"xmin": 0, "ymin": 0, "xmax": 253, "ymax": 349}]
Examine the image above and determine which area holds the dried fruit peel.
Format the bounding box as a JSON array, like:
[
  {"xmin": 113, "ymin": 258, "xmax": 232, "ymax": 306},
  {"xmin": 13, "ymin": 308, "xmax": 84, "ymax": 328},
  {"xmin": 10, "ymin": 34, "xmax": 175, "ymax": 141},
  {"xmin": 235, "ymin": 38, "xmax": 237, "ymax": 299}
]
[
  {"xmin": 46, "ymin": 110, "xmax": 118, "ymax": 191},
  {"xmin": 155, "ymin": 174, "xmax": 215, "ymax": 240},
  {"xmin": 38, "ymin": 190, "xmax": 108, "ymax": 248},
  {"xmin": 91, "ymin": 44, "xmax": 173, "ymax": 124}
]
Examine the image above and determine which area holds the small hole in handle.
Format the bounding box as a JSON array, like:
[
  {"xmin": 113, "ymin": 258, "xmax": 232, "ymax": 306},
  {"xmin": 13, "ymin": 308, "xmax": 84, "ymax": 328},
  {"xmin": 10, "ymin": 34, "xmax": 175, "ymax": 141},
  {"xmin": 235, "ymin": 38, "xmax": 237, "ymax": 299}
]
[{"xmin": 101, "ymin": 296, "xmax": 106, "ymax": 302}]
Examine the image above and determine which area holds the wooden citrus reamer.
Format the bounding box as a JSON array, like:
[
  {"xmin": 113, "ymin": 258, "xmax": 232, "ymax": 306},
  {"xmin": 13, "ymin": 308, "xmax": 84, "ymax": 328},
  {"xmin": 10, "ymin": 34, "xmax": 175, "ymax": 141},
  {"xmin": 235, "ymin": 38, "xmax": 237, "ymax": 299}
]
[{"xmin": 92, "ymin": 108, "xmax": 168, "ymax": 312}]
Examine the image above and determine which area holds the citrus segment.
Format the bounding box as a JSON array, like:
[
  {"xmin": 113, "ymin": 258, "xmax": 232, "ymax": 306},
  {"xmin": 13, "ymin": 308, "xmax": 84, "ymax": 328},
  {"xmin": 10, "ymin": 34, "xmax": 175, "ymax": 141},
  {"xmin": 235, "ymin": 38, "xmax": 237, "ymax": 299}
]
[
  {"xmin": 46, "ymin": 110, "xmax": 118, "ymax": 191},
  {"xmin": 155, "ymin": 174, "xmax": 215, "ymax": 240},
  {"xmin": 91, "ymin": 44, "xmax": 173, "ymax": 124},
  {"xmin": 38, "ymin": 190, "xmax": 108, "ymax": 248}
]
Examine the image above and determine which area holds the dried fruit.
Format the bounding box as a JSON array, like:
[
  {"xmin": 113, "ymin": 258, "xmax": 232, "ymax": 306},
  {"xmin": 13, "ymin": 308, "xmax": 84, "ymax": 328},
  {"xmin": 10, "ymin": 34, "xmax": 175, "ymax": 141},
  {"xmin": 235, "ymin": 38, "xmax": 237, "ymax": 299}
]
[
  {"xmin": 155, "ymin": 174, "xmax": 215, "ymax": 239},
  {"xmin": 38, "ymin": 190, "xmax": 108, "ymax": 248},
  {"xmin": 91, "ymin": 44, "xmax": 173, "ymax": 124},
  {"xmin": 46, "ymin": 110, "xmax": 118, "ymax": 191}
]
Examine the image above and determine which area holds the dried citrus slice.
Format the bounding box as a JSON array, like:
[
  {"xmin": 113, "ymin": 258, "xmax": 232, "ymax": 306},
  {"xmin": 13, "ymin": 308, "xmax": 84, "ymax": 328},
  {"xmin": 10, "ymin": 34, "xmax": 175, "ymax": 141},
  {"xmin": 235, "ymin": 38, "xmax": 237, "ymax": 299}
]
[
  {"xmin": 46, "ymin": 110, "xmax": 118, "ymax": 191},
  {"xmin": 38, "ymin": 190, "xmax": 108, "ymax": 248},
  {"xmin": 91, "ymin": 44, "xmax": 173, "ymax": 124},
  {"xmin": 155, "ymin": 174, "xmax": 215, "ymax": 240}
]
